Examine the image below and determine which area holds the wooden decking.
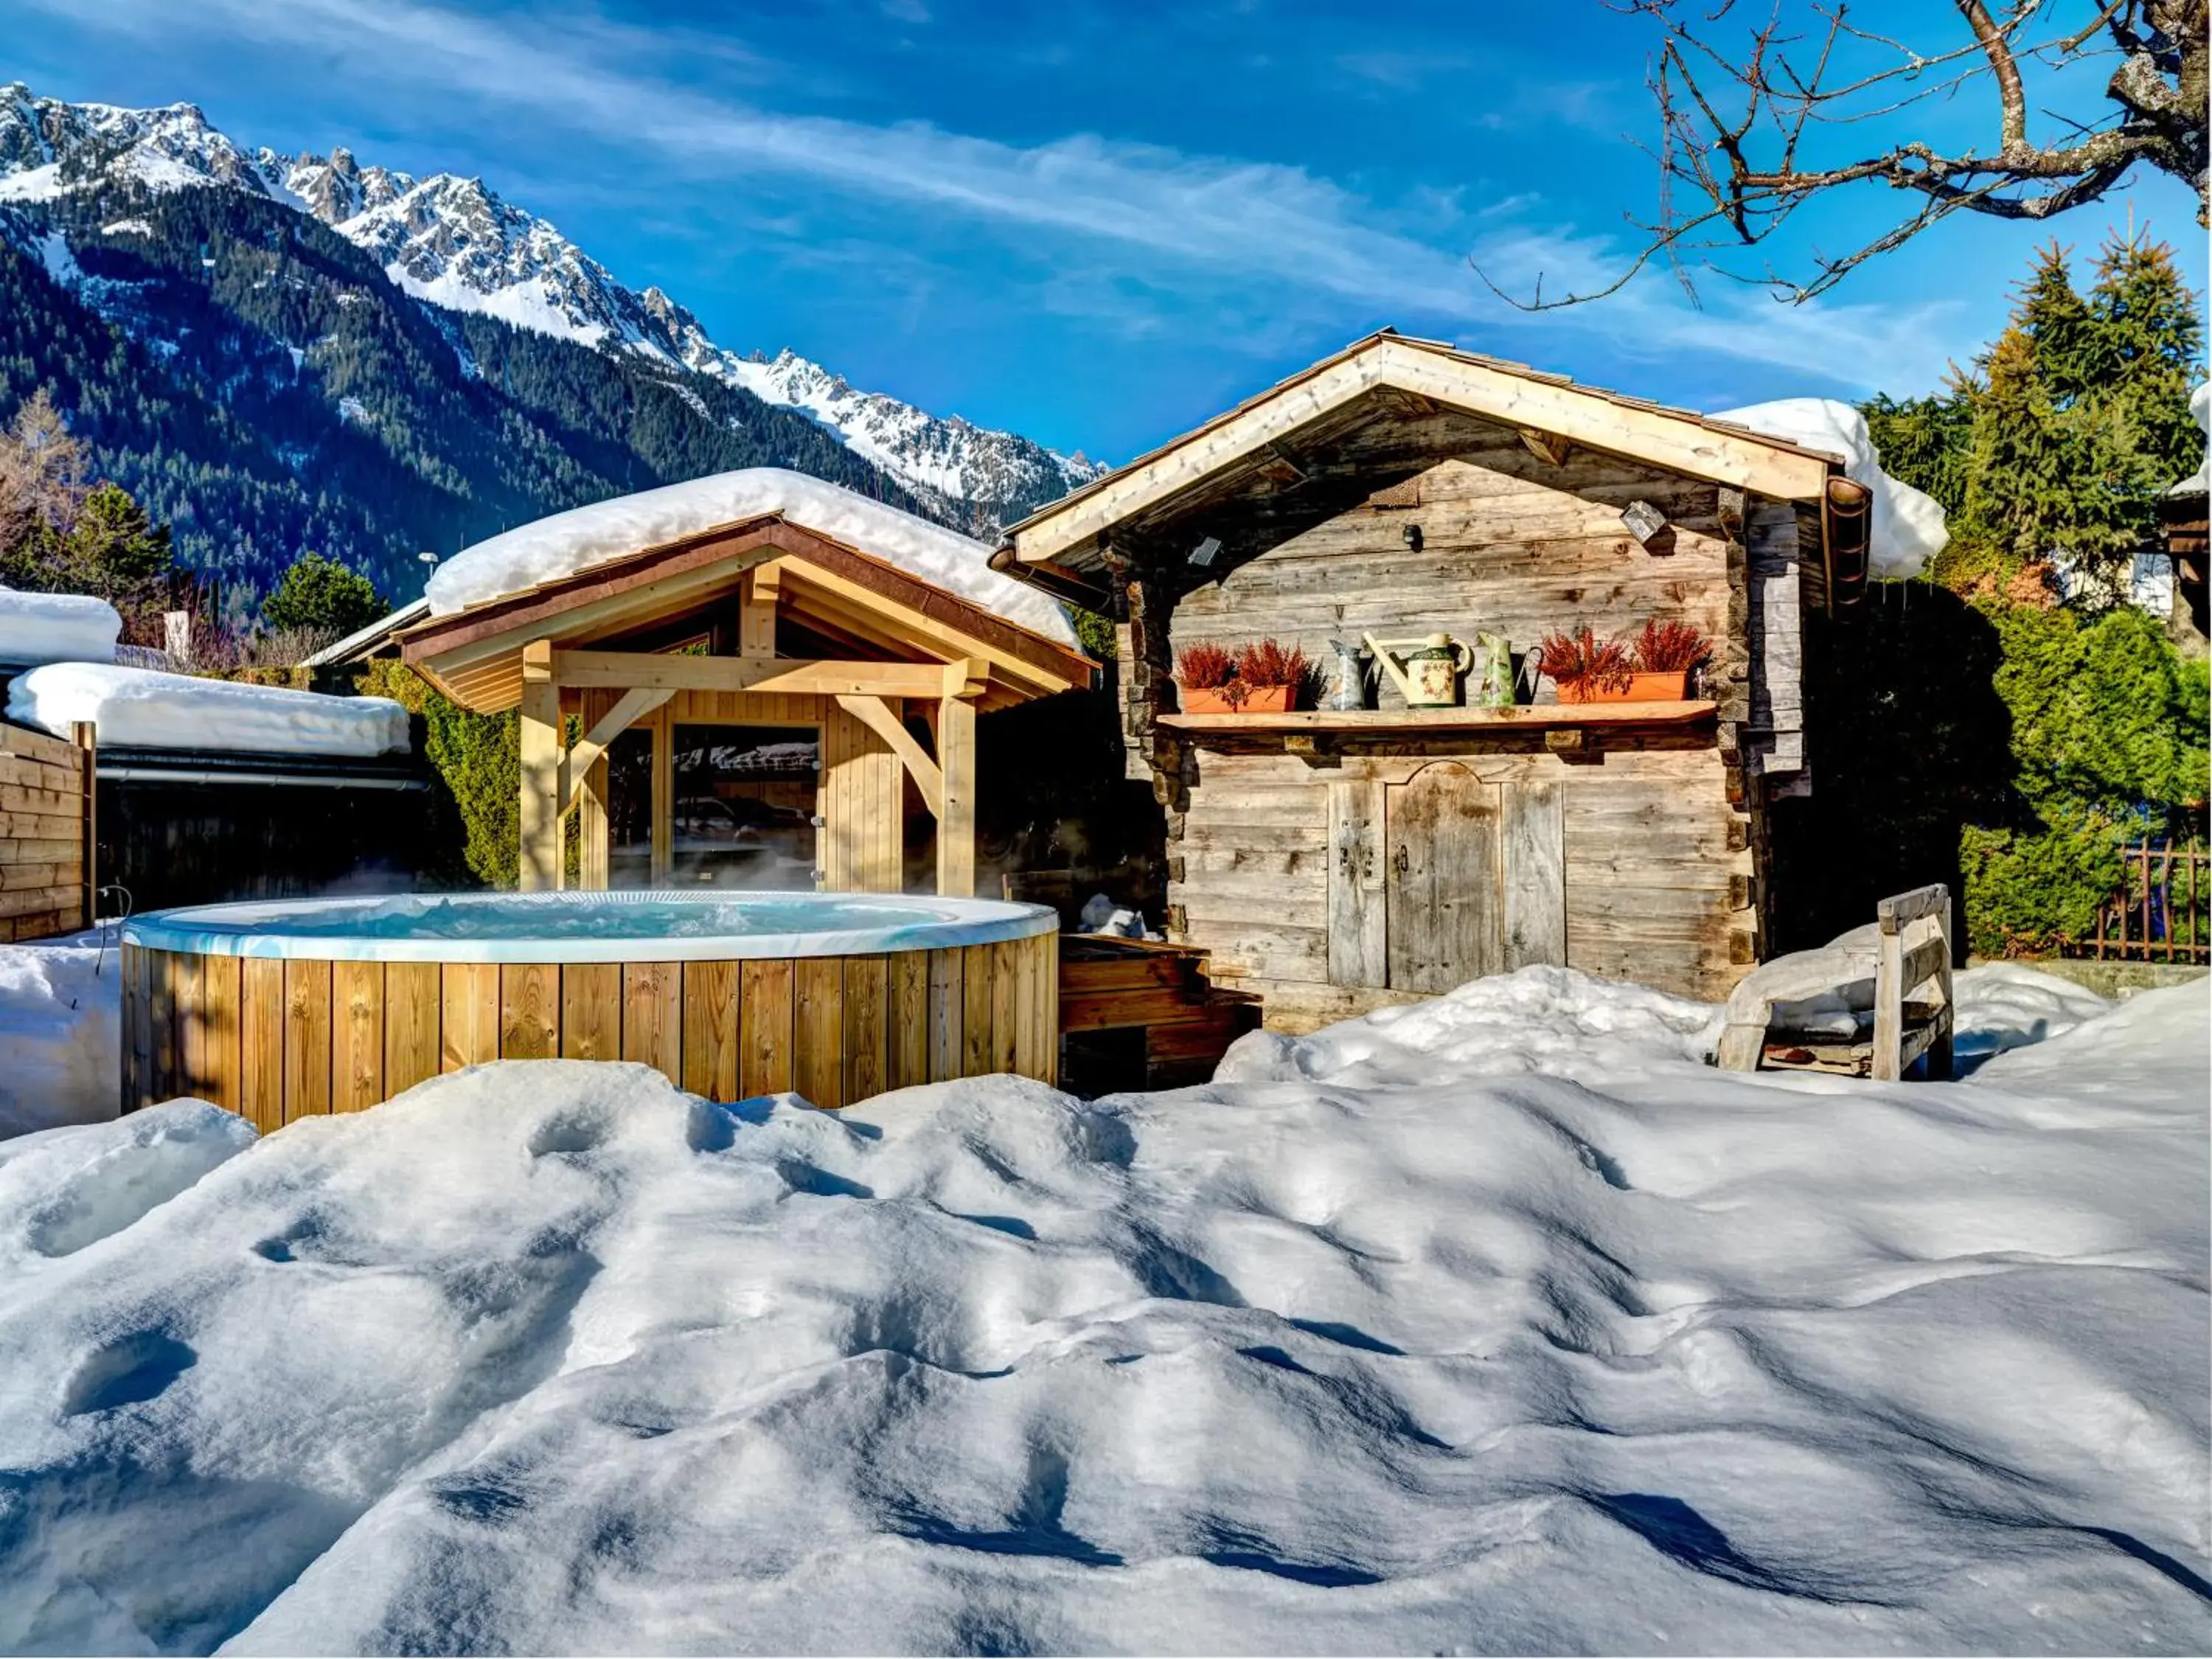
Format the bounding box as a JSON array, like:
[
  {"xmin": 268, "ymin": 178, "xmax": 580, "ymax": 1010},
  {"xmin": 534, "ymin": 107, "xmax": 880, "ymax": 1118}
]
[{"xmin": 1057, "ymin": 934, "xmax": 1260, "ymax": 1094}]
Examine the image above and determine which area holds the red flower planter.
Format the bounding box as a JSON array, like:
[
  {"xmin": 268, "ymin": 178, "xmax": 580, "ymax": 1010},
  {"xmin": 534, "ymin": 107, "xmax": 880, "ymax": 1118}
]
[
  {"xmin": 1559, "ymin": 669, "xmax": 1694, "ymax": 704},
  {"xmin": 1178, "ymin": 683, "xmax": 1295, "ymax": 714}
]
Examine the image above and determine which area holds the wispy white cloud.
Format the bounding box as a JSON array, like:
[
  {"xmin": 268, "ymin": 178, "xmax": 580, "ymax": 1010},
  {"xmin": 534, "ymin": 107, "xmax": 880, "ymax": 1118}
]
[{"xmin": 18, "ymin": 0, "xmax": 1962, "ymax": 393}]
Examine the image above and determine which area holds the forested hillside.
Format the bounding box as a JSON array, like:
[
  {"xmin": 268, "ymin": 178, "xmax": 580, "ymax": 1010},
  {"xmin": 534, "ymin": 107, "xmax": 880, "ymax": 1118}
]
[{"xmin": 0, "ymin": 184, "xmax": 919, "ymax": 619}]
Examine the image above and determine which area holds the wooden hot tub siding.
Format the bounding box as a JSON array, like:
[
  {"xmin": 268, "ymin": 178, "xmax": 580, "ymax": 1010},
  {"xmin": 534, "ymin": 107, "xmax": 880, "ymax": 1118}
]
[{"xmin": 120, "ymin": 934, "xmax": 1058, "ymax": 1130}]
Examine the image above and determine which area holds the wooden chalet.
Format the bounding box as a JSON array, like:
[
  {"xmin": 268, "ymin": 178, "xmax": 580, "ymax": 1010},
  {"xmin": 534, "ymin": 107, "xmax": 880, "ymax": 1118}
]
[
  {"xmin": 997, "ymin": 331, "xmax": 1874, "ymax": 1026},
  {"xmin": 398, "ymin": 512, "xmax": 1096, "ymax": 895}
]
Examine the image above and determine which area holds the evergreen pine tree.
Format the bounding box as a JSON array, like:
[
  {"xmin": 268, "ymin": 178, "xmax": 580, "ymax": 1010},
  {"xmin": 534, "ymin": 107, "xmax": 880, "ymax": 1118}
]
[{"xmin": 261, "ymin": 550, "xmax": 386, "ymax": 636}]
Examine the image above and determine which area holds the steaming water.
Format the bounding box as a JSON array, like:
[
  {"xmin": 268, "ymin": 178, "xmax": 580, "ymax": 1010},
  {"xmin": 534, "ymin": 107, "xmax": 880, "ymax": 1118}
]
[{"xmin": 122, "ymin": 891, "xmax": 1056, "ymax": 962}]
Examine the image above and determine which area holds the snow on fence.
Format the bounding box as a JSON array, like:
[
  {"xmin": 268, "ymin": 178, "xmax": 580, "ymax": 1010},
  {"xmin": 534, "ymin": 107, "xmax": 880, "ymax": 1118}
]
[
  {"xmin": 2070, "ymin": 840, "xmax": 2209, "ymax": 964},
  {"xmin": 0, "ymin": 718, "xmax": 94, "ymax": 942}
]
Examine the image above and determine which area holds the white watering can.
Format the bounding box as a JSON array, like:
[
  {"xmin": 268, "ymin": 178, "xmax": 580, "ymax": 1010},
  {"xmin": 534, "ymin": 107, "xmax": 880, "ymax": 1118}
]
[{"xmin": 1363, "ymin": 632, "xmax": 1473, "ymax": 709}]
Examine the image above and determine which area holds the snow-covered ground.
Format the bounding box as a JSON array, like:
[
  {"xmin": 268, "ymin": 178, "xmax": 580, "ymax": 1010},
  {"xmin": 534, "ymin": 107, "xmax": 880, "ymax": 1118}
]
[
  {"xmin": 0, "ymin": 928, "xmax": 119, "ymax": 1139},
  {"xmin": 0, "ymin": 957, "xmax": 2202, "ymax": 1654}
]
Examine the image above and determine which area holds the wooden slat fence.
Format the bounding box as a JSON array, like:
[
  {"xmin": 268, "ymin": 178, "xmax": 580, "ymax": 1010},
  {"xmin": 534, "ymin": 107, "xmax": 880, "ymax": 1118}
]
[
  {"xmin": 0, "ymin": 719, "xmax": 94, "ymax": 942},
  {"xmin": 2073, "ymin": 840, "xmax": 2210, "ymax": 964}
]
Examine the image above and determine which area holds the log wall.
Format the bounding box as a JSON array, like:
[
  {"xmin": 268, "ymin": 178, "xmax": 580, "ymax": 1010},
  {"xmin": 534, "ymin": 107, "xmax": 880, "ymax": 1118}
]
[
  {"xmin": 122, "ymin": 932, "xmax": 1057, "ymax": 1126},
  {"xmin": 0, "ymin": 719, "xmax": 91, "ymax": 942},
  {"xmin": 1115, "ymin": 434, "xmax": 1787, "ymax": 1024}
]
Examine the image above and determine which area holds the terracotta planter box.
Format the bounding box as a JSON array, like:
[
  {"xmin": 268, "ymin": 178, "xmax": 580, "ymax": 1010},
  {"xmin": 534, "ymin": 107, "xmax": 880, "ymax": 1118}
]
[
  {"xmin": 1559, "ymin": 669, "xmax": 1694, "ymax": 704},
  {"xmin": 1178, "ymin": 683, "xmax": 1296, "ymax": 714}
]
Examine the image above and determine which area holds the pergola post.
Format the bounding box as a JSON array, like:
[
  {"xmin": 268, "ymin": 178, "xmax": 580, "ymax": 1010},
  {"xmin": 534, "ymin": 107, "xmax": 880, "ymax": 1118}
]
[
  {"xmin": 518, "ymin": 639, "xmax": 563, "ymax": 891},
  {"xmin": 936, "ymin": 658, "xmax": 984, "ymax": 897}
]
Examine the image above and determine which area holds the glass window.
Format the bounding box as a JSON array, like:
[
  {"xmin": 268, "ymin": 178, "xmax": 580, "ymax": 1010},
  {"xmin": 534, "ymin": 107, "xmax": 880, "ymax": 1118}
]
[{"xmin": 608, "ymin": 723, "xmax": 819, "ymax": 889}]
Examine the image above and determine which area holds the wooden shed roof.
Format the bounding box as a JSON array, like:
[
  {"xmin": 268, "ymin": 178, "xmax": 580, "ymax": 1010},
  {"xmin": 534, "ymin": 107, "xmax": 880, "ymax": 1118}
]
[
  {"xmin": 398, "ymin": 512, "xmax": 1096, "ymax": 714},
  {"xmin": 1003, "ymin": 330, "xmax": 1851, "ymax": 571}
]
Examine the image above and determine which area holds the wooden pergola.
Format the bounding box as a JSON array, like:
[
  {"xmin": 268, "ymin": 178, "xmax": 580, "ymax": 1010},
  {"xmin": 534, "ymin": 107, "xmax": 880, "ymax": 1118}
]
[{"xmin": 398, "ymin": 512, "xmax": 1095, "ymax": 894}]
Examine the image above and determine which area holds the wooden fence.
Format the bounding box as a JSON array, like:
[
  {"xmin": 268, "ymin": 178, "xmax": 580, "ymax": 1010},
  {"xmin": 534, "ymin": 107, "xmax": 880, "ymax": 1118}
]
[
  {"xmin": 2072, "ymin": 840, "xmax": 2209, "ymax": 964},
  {"xmin": 0, "ymin": 719, "xmax": 94, "ymax": 942}
]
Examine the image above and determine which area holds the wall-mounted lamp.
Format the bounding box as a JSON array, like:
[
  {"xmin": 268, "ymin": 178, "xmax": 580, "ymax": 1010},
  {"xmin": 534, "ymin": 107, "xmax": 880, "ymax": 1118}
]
[{"xmin": 1402, "ymin": 524, "xmax": 1424, "ymax": 552}]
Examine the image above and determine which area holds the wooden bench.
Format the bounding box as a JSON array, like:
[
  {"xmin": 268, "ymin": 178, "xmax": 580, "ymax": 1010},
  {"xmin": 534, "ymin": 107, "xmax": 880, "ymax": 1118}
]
[{"xmin": 1718, "ymin": 883, "xmax": 1955, "ymax": 1080}]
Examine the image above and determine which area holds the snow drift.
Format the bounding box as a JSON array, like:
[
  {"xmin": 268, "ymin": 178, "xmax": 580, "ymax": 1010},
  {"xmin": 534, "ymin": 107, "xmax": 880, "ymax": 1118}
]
[
  {"xmin": 7, "ymin": 662, "xmax": 408, "ymax": 756},
  {"xmin": 423, "ymin": 467, "xmax": 1077, "ymax": 645},
  {"xmin": 1714, "ymin": 398, "xmax": 1949, "ymax": 580},
  {"xmin": 0, "ymin": 585, "xmax": 121, "ymax": 666},
  {"xmin": 0, "ymin": 966, "xmax": 2202, "ymax": 1654},
  {"xmin": 0, "ymin": 929, "xmax": 119, "ymax": 1139}
]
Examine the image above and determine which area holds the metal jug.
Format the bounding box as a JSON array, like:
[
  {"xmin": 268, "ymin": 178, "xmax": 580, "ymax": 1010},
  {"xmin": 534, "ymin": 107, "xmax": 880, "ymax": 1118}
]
[
  {"xmin": 1321, "ymin": 638, "xmax": 1369, "ymax": 710},
  {"xmin": 1364, "ymin": 631, "xmax": 1474, "ymax": 709},
  {"xmin": 1467, "ymin": 632, "xmax": 1515, "ymax": 709}
]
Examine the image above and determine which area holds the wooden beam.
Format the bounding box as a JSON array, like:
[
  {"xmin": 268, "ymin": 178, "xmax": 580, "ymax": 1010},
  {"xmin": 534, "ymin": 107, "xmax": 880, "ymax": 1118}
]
[
  {"xmin": 649, "ymin": 702, "xmax": 672, "ymax": 886},
  {"xmin": 553, "ymin": 650, "xmax": 952, "ymax": 698},
  {"xmin": 936, "ymin": 691, "xmax": 976, "ymax": 897},
  {"xmin": 942, "ymin": 657, "xmax": 989, "ymax": 700},
  {"xmin": 779, "ymin": 562, "xmax": 1079, "ymax": 698},
  {"xmin": 1517, "ymin": 428, "xmax": 1572, "ymax": 467},
  {"xmin": 742, "ymin": 563, "xmax": 781, "ymax": 657},
  {"xmin": 560, "ymin": 685, "xmax": 673, "ymax": 818},
  {"xmin": 833, "ymin": 694, "xmax": 943, "ymax": 818},
  {"xmin": 518, "ymin": 639, "xmax": 561, "ymax": 892}
]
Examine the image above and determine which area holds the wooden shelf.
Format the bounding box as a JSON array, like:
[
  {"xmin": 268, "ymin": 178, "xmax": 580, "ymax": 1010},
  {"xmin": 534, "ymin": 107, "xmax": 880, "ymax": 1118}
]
[{"xmin": 1155, "ymin": 700, "xmax": 1716, "ymax": 736}]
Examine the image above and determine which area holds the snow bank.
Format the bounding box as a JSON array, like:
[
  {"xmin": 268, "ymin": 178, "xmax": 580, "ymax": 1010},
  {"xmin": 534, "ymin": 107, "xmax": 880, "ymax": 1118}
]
[
  {"xmin": 0, "ymin": 585, "xmax": 120, "ymax": 666},
  {"xmin": 424, "ymin": 467, "xmax": 1077, "ymax": 644},
  {"xmin": 0, "ymin": 930, "xmax": 119, "ymax": 1138},
  {"xmin": 0, "ymin": 971, "xmax": 2202, "ymax": 1652},
  {"xmin": 6, "ymin": 663, "xmax": 408, "ymax": 756},
  {"xmin": 1714, "ymin": 397, "xmax": 1950, "ymax": 580}
]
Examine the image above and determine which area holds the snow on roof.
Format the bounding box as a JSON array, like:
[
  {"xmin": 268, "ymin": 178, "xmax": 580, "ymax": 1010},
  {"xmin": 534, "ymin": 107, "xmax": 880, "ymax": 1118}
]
[
  {"xmin": 1711, "ymin": 398, "xmax": 1949, "ymax": 580},
  {"xmin": 6, "ymin": 663, "xmax": 408, "ymax": 757},
  {"xmin": 425, "ymin": 469, "xmax": 1077, "ymax": 645},
  {"xmin": 0, "ymin": 588, "xmax": 120, "ymax": 668}
]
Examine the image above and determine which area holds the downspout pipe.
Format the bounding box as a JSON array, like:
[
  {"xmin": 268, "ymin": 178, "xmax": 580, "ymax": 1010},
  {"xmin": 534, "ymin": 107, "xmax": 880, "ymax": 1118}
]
[{"xmin": 1823, "ymin": 476, "xmax": 1872, "ymax": 615}]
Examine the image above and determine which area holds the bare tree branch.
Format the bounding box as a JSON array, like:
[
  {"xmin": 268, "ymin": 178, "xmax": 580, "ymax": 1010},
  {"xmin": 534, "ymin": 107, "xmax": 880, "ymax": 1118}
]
[{"xmin": 1472, "ymin": 0, "xmax": 2208, "ymax": 307}]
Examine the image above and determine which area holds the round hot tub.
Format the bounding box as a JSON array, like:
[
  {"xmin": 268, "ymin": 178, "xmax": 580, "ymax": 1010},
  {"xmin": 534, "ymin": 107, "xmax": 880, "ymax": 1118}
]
[{"xmin": 120, "ymin": 891, "xmax": 1060, "ymax": 1125}]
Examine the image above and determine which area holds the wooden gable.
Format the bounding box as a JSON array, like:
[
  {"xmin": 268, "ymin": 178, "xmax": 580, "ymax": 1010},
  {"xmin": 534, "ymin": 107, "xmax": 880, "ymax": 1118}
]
[
  {"xmin": 398, "ymin": 513, "xmax": 1096, "ymax": 715},
  {"xmin": 1004, "ymin": 332, "xmax": 1846, "ymax": 572}
]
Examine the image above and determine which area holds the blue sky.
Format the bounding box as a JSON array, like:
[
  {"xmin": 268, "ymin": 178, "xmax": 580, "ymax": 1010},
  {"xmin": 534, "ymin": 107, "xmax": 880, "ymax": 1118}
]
[{"xmin": 8, "ymin": 0, "xmax": 2205, "ymax": 462}]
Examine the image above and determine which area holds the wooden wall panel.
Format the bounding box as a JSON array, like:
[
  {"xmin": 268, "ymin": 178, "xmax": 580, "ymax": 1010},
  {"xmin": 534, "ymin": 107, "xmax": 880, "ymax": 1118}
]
[
  {"xmin": 333, "ymin": 959, "xmax": 384, "ymax": 1113},
  {"xmin": 384, "ymin": 961, "xmax": 442, "ymax": 1099},
  {"xmin": 928, "ymin": 947, "xmax": 964, "ymax": 1082},
  {"xmin": 989, "ymin": 939, "xmax": 1019, "ymax": 1074},
  {"xmin": 841, "ymin": 953, "xmax": 888, "ymax": 1105},
  {"xmin": 240, "ymin": 957, "xmax": 285, "ymax": 1133},
  {"xmin": 888, "ymin": 949, "xmax": 929, "ymax": 1090},
  {"xmin": 740, "ymin": 958, "xmax": 793, "ymax": 1096},
  {"xmin": 793, "ymin": 956, "xmax": 844, "ymax": 1107},
  {"xmin": 821, "ymin": 702, "xmax": 902, "ymax": 892},
  {"xmin": 281, "ymin": 958, "xmax": 331, "ymax": 1121},
  {"xmin": 681, "ymin": 959, "xmax": 740, "ymax": 1101},
  {"xmin": 122, "ymin": 936, "xmax": 1056, "ymax": 1119},
  {"xmin": 150, "ymin": 947, "xmax": 177, "ymax": 1108},
  {"xmin": 622, "ymin": 962, "xmax": 682, "ymax": 1085},
  {"xmin": 500, "ymin": 964, "xmax": 558, "ymax": 1060},
  {"xmin": 172, "ymin": 950, "xmax": 206, "ymax": 1102},
  {"xmin": 961, "ymin": 943, "xmax": 995, "ymax": 1076},
  {"xmin": 0, "ymin": 720, "xmax": 91, "ymax": 942},
  {"xmin": 442, "ymin": 963, "xmax": 500, "ymax": 1071},
  {"xmin": 1174, "ymin": 745, "xmax": 1736, "ymax": 1025},
  {"xmin": 561, "ymin": 961, "xmax": 622, "ymax": 1061},
  {"xmin": 202, "ymin": 953, "xmax": 241, "ymax": 1113}
]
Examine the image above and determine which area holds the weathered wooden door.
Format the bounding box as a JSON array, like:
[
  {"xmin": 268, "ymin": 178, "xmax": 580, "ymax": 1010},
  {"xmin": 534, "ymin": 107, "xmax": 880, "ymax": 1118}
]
[{"xmin": 1385, "ymin": 763, "xmax": 1502, "ymax": 992}]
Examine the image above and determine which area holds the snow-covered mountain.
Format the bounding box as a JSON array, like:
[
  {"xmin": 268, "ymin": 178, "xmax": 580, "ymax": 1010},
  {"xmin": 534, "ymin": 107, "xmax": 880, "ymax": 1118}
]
[{"xmin": 0, "ymin": 83, "xmax": 1102, "ymax": 529}]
